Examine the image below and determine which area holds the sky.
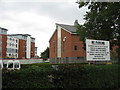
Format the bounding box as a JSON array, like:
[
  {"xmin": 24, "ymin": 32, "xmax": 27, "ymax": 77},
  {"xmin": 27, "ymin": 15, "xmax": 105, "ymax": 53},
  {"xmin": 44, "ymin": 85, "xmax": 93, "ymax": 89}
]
[{"xmin": 0, "ymin": 0, "xmax": 87, "ymax": 56}]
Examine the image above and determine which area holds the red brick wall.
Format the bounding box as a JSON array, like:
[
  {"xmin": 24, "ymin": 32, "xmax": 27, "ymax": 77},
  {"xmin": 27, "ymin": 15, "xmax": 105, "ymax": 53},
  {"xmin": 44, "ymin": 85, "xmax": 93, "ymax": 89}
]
[
  {"xmin": 61, "ymin": 29, "xmax": 72, "ymax": 57},
  {"xmin": 31, "ymin": 42, "xmax": 35, "ymax": 58},
  {"xmin": 18, "ymin": 39, "xmax": 26, "ymax": 59},
  {"xmin": 49, "ymin": 30, "xmax": 57, "ymax": 58},
  {"xmin": 1, "ymin": 34, "xmax": 7, "ymax": 58},
  {"xmin": 71, "ymin": 34, "xmax": 85, "ymax": 57},
  {"xmin": 61, "ymin": 29, "xmax": 85, "ymax": 58},
  {"xmin": 49, "ymin": 28, "xmax": 85, "ymax": 58}
]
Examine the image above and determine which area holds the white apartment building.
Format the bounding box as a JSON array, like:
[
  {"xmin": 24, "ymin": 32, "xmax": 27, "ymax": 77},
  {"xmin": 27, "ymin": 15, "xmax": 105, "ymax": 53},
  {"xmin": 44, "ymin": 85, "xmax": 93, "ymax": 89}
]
[
  {"xmin": 6, "ymin": 36, "xmax": 19, "ymax": 58},
  {"xmin": 8, "ymin": 34, "xmax": 35, "ymax": 59}
]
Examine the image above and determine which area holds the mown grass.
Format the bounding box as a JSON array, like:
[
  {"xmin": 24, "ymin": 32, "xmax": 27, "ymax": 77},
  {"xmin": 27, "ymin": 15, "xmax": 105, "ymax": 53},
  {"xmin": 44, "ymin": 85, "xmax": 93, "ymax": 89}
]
[{"xmin": 2, "ymin": 63, "xmax": 119, "ymax": 88}]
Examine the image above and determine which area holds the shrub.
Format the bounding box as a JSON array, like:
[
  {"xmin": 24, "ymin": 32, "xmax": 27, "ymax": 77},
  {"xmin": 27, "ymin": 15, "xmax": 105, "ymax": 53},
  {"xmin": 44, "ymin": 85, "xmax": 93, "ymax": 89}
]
[
  {"xmin": 2, "ymin": 63, "xmax": 119, "ymax": 88},
  {"xmin": 2, "ymin": 63, "xmax": 55, "ymax": 88},
  {"xmin": 51, "ymin": 64, "xmax": 119, "ymax": 88}
]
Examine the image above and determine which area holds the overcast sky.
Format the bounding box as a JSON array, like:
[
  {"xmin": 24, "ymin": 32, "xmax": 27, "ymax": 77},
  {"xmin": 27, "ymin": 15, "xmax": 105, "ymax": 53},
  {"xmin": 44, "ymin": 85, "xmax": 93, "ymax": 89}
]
[{"xmin": 0, "ymin": 0, "xmax": 87, "ymax": 56}]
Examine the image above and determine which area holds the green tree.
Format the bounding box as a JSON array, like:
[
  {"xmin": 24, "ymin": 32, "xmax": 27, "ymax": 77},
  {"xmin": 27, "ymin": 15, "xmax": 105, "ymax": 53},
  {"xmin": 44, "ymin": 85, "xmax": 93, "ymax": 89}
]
[
  {"xmin": 40, "ymin": 47, "xmax": 49, "ymax": 59},
  {"xmin": 76, "ymin": 1, "xmax": 120, "ymax": 61}
]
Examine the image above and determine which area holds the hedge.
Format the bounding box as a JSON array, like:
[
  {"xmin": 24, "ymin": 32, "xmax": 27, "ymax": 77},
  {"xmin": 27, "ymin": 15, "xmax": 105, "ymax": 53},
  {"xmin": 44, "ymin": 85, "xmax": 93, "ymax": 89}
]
[
  {"xmin": 2, "ymin": 63, "xmax": 55, "ymax": 88},
  {"xmin": 2, "ymin": 63, "xmax": 119, "ymax": 88},
  {"xmin": 51, "ymin": 64, "xmax": 119, "ymax": 88}
]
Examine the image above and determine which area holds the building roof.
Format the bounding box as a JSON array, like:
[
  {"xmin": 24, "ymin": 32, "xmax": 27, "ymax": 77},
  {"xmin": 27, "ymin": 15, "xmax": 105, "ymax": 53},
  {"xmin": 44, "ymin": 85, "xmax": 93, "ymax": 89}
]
[
  {"xmin": 56, "ymin": 23, "xmax": 77, "ymax": 33},
  {"xmin": 31, "ymin": 37, "xmax": 35, "ymax": 39},
  {"xmin": 0, "ymin": 27, "xmax": 8, "ymax": 31},
  {"xmin": 8, "ymin": 34, "xmax": 31, "ymax": 36},
  {"xmin": 8, "ymin": 34, "xmax": 35, "ymax": 41},
  {"xmin": 49, "ymin": 20, "xmax": 79, "ymax": 42}
]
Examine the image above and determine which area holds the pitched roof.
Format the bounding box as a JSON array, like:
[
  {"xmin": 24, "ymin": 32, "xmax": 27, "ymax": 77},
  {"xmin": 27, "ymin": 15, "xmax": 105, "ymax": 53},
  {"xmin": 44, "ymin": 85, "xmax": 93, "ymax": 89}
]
[
  {"xmin": 56, "ymin": 23, "xmax": 77, "ymax": 33},
  {"xmin": 49, "ymin": 21, "xmax": 79, "ymax": 42}
]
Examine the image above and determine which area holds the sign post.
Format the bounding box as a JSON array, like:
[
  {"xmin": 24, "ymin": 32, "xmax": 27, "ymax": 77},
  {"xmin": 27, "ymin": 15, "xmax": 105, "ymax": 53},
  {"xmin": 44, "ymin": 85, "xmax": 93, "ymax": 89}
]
[{"xmin": 86, "ymin": 39, "xmax": 110, "ymax": 63}]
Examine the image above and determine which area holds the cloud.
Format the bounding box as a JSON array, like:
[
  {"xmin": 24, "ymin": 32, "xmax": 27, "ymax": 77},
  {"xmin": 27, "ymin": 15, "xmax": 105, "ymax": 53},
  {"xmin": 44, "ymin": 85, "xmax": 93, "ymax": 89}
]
[
  {"xmin": 0, "ymin": 9, "xmax": 56, "ymax": 56},
  {"xmin": 1, "ymin": 0, "xmax": 77, "ymax": 3},
  {"xmin": 0, "ymin": 1, "xmax": 87, "ymax": 56}
]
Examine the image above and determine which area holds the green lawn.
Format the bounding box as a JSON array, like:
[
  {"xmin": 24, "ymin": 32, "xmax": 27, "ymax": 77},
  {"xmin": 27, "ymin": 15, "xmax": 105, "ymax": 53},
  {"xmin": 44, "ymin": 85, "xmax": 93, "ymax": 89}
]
[{"xmin": 2, "ymin": 63, "xmax": 119, "ymax": 88}]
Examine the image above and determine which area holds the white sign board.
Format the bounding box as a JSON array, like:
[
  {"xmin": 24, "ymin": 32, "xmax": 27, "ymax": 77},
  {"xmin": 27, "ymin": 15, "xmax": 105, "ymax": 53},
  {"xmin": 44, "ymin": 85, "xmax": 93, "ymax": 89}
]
[{"xmin": 86, "ymin": 39, "xmax": 110, "ymax": 61}]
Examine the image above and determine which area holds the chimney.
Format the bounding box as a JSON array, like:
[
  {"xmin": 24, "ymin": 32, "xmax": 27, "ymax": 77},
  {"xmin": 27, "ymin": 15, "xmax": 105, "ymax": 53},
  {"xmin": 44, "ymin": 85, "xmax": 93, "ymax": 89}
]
[{"xmin": 74, "ymin": 20, "xmax": 79, "ymax": 26}]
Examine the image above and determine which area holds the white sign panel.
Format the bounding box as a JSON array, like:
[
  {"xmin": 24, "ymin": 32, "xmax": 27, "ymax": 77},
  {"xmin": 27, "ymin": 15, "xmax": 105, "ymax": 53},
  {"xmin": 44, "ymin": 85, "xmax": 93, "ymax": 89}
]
[{"xmin": 86, "ymin": 39, "xmax": 110, "ymax": 61}]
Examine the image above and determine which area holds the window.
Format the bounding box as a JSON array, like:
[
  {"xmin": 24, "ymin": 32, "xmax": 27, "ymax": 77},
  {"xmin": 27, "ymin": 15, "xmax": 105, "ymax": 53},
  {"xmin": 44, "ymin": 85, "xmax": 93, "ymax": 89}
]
[
  {"xmin": 16, "ymin": 44, "xmax": 17, "ymax": 48},
  {"xmin": 15, "ymin": 54, "xmax": 17, "ymax": 57},
  {"xmin": 15, "ymin": 49, "xmax": 18, "ymax": 53},
  {"xmin": 0, "ymin": 36, "xmax": 2, "ymax": 40},
  {"xmin": 77, "ymin": 57, "xmax": 80, "ymax": 59},
  {"xmin": 1, "ymin": 30, "xmax": 4, "ymax": 33},
  {"xmin": 74, "ymin": 45, "xmax": 77, "ymax": 51},
  {"xmin": 66, "ymin": 57, "xmax": 68, "ymax": 60},
  {"xmin": 12, "ymin": 49, "xmax": 14, "ymax": 52},
  {"xmin": 9, "ymin": 54, "xmax": 11, "ymax": 56},
  {"xmin": 12, "ymin": 44, "xmax": 14, "ymax": 46}
]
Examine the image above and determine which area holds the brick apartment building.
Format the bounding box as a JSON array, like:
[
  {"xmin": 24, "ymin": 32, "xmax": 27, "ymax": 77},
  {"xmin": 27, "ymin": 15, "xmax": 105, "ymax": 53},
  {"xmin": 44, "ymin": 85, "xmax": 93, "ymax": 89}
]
[
  {"xmin": 0, "ymin": 27, "xmax": 36, "ymax": 59},
  {"xmin": 49, "ymin": 20, "xmax": 86, "ymax": 63},
  {"xmin": 8, "ymin": 34, "xmax": 35, "ymax": 59},
  {"xmin": 0, "ymin": 27, "xmax": 8, "ymax": 58}
]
